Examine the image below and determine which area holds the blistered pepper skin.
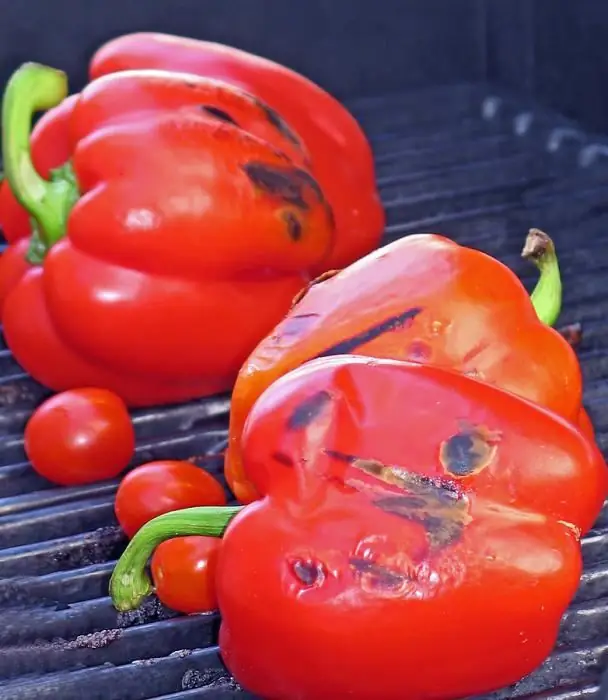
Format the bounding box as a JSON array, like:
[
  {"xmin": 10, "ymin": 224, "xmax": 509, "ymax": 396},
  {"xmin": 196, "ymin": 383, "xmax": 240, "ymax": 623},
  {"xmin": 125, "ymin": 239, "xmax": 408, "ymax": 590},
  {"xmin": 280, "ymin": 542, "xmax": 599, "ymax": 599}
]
[
  {"xmin": 225, "ymin": 234, "xmax": 589, "ymax": 502},
  {"xmin": 0, "ymin": 67, "xmax": 335, "ymax": 406},
  {"xmin": 90, "ymin": 32, "xmax": 385, "ymax": 272},
  {"xmin": 216, "ymin": 356, "xmax": 607, "ymax": 700}
]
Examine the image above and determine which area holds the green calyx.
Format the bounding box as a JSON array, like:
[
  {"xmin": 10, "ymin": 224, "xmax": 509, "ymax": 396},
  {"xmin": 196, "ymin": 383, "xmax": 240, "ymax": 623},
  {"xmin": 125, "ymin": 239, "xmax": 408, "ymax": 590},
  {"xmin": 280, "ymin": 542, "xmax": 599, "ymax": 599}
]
[
  {"xmin": 1, "ymin": 62, "xmax": 79, "ymax": 264},
  {"xmin": 109, "ymin": 506, "xmax": 243, "ymax": 612},
  {"xmin": 522, "ymin": 228, "xmax": 562, "ymax": 328}
]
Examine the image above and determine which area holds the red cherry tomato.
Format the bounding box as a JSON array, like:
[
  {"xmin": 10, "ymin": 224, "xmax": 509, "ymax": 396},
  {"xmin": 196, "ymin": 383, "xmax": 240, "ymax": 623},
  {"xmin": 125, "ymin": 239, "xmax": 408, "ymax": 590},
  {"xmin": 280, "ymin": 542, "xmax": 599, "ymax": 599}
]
[
  {"xmin": 24, "ymin": 387, "xmax": 135, "ymax": 486},
  {"xmin": 115, "ymin": 460, "xmax": 227, "ymax": 537},
  {"xmin": 151, "ymin": 535, "xmax": 220, "ymax": 614}
]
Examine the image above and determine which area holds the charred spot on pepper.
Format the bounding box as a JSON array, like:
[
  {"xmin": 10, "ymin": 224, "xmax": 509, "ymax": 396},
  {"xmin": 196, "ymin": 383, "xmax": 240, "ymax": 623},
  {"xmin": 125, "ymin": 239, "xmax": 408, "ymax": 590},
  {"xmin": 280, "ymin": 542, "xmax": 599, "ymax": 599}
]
[
  {"xmin": 439, "ymin": 424, "xmax": 501, "ymax": 478},
  {"xmin": 324, "ymin": 450, "xmax": 470, "ymax": 549},
  {"xmin": 281, "ymin": 210, "xmax": 303, "ymax": 241},
  {"xmin": 316, "ymin": 307, "xmax": 423, "ymax": 358},
  {"xmin": 326, "ymin": 450, "xmax": 462, "ymax": 498},
  {"xmin": 242, "ymin": 162, "xmax": 326, "ymax": 210},
  {"xmin": 199, "ymin": 105, "xmax": 240, "ymax": 127},
  {"xmin": 287, "ymin": 390, "xmax": 332, "ymax": 430},
  {"xmin": 374, "ymin": 495, "xmax": 468, "ymax": 550},
  {"xmin": 272, "ymin": 451, "xmax": 294, "ymax": 468},
  {"xmin": 349, "ymin": 558, "xmax": 406, "ymax": 590},
  {"xmin": 291, "ymin": 270, "xmax": 339, "ymax": 308},
  {"xmin": 254, "ymin": 98, "xmax": 302, "ymax": 148},
  {"xmin": 326, "ymin": 203, "xmax": 336, "ymax": 230},
  {"xmin": 291, "ymin": 558, "xmax": 326, "ymax": 587}
]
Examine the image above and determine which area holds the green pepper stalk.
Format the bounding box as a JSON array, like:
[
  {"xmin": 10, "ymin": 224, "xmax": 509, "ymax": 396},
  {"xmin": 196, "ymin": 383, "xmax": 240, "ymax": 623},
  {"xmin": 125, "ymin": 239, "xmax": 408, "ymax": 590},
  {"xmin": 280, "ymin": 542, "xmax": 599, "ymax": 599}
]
[
  {"xmin": 110, "ymin": 505, "xmax": 243, "ymax": 612},
  {"xmin": 522, "ymin": 228, "xmax": 562, "ymax": 327},
  {"xmin": 1, "ymin": 62, "xmax": 79, "ymax": 263}
]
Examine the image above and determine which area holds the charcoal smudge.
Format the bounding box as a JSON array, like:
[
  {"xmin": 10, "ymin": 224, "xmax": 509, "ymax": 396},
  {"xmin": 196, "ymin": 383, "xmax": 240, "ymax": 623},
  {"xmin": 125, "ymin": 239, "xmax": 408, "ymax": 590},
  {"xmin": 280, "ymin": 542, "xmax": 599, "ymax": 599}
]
[
  {"xmin": 255, "ymin": 98, "xmax": 302, "ymax": 147},
  {"xmin": 349, "ymin": 557, "xmax": 406, "ymax": 589},
  {"xmin": 316, "ymin": 307, "xmax": 423, "ymax": 358},
  {"xmin": 200, "ymin": 105, "xmax": 240, "ymax": 127},
  {"xmin": 282, "ymin": 210, "xmax": 303, "ymax": 241},
  {"xmin": 287, "ymin": 390, "xmax": 332, "ymax": 430},
  {"xmin": 242, "ymin": 162, "xmax": 326, "ymax": 209}
]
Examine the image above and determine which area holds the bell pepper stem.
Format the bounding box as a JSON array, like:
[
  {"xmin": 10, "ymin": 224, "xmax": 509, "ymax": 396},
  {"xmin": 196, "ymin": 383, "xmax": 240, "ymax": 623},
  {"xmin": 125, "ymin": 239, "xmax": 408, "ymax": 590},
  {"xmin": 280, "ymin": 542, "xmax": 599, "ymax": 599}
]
[
  {"xmin": 110, "ymin": 505, "xmax": 243, "ymax": 612},
  {"xmin": 1, "ymin": 63, "xmax": 72, "ymax": 250},
  {"xmin": 522, "ymin": 228, "xmax": 562, "ymax": 327}
]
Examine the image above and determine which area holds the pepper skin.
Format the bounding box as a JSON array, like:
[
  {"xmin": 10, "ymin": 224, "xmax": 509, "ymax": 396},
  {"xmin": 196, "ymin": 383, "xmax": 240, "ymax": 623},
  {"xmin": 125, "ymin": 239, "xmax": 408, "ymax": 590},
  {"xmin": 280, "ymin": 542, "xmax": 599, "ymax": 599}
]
[
  {"xmin": 0, "ymin": 63, "xmax": 334, "ymax": 406},
  {"xmin": 90, "ymin": 32, "xmax": 385, "ymax": 271},
  {"xmin": 110, "ymin": 355, "xmax": 608, "ymax": 700},
  {"xmin": 225, "ymin": 231, "xmax": 591, "ymax": 502}
]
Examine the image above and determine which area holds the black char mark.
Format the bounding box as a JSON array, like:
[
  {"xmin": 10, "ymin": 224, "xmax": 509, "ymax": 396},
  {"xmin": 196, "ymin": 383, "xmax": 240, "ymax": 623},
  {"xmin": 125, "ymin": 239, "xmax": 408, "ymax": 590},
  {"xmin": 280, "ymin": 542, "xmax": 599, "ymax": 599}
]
[
  {"xmin": 325, "ymin": 450, "xmax": 468, "ymax": 549},
  {"xmin": 439, "ymin": 426, "xmax": 498, "ymax": 478},
  {"xmin": 374, "ymin": 494, "xmax": 467, "ymax": 549},
  {"xmin": 199, "ymin": 105, "xmax": 240, "ymax": 127},
  {"xmin": 242, "ymin": 162, "xmax": 326, "ymax": 210},
  {"xmin": 272, "ymin": 451, "xmax": 294, "ymax": 468},
  {"xmin": 315, "ymin": 307, "xmax": 423, "ymax": 359},
  {"xmin": 255, "ymin": 98, "xmax": 302, "ymax": 148},
  {"xmin": 287, "ymin": 390, "xmax": 332, "ymax": 430},
  {"xmin": 349, "ymin": 558, "xmax": 406, "ymax": 589},
  {"xmin": 282, "ymin": 210, "xmax": 303, "ymax": 241},
  {"xmin": 292, "ymin": 559, "xmax": 325, "ymax": 586}
]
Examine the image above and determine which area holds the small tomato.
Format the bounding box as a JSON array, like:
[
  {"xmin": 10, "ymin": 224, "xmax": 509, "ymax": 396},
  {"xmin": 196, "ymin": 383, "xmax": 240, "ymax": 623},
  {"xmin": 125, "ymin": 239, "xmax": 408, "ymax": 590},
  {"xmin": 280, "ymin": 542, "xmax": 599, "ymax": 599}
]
[
  {"xmin": 151, "ymin": 536, "xmax": 220, "ymax": 614},
  {"xmin": 24, "ymin": 387, "xmax": 135, "ymax": 486},
  {"xmin": 115, "ymin": 460, "xmax": 226, "ymax": 537}
]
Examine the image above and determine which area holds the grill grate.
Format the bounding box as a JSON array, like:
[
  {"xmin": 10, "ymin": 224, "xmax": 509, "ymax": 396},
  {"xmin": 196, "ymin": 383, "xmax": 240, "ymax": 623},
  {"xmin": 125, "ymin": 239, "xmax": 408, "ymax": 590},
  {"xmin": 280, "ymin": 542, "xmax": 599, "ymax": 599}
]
[{"xmin": 1, "ymin": 83, "xmax": 608, "ymax": 699}]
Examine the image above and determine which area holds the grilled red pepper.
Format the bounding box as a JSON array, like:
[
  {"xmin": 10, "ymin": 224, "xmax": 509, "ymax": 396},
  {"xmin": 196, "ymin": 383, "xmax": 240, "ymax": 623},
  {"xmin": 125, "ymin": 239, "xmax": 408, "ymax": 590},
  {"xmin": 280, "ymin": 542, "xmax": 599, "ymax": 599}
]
[
  {"xmin": 89, "ymin": 32, "xmax": 385, "ymax": 271},
  {"xmin": 110, "ymin": 355, "xmax": 607, "ymax": 700},
  {"xmin": 0, "ymin": 63, "xmax": 334, "ymax": 406},
  {"xmin": 224, "ymin": 230, "xmax": 593, "ymax": 502}
]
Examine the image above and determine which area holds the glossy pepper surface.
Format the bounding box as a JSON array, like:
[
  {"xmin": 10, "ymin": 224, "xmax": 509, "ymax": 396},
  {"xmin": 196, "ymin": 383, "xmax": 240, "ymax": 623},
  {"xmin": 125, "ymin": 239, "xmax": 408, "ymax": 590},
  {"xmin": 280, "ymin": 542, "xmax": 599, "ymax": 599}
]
[
  {"xmin": 225, "ymin": 230, "xmax": 591, "ymax": 502},
  {"xmin": 89, "ymin": 31, "xmax": 385, "ymax": 270},
  {"xmin": 0, "ymin": 63, "xmax": 335, "ymax": 406},
  {"xmin": 110, "ymin": 355, "xmax": 608, "ymax": 700}
]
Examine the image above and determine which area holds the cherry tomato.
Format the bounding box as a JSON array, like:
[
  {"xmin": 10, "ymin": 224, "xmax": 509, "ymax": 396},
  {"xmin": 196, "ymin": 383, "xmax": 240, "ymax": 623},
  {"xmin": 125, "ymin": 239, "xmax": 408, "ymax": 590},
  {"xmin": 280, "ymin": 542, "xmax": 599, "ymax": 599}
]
[
  {"xmin": 24, "ymin": 387, "xmax": 135, "ymax": 486},
  {"xmin": 151, "ymin": 535, "xmax": 220, "ymax": 614},
  {"xmin": 115, "ymin": 460, "xmax": 227, "ymax": 537}
]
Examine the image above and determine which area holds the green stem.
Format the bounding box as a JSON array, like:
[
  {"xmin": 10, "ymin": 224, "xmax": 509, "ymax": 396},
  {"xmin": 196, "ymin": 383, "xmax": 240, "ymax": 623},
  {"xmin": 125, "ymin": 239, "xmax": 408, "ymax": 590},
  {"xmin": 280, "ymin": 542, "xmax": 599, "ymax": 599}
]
[
  {"xmin": 2, "ymin": 63, "xmax": 77, "ymax": 256},
  {"xmin": 522, "ymin": 228, "xmax": 562, "ymax": 327},
  {"xmin": 110, "ymin": 506, "xmax": 243, "ymax": 612}
]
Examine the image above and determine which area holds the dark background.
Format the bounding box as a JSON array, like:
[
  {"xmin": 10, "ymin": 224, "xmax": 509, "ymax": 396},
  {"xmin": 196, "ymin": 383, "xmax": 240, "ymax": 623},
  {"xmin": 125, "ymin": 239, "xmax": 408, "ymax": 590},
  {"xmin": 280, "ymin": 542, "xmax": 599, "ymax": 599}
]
[{"xmin": 1, "ymin": 0, "xmax": 608, "ymax": 132}]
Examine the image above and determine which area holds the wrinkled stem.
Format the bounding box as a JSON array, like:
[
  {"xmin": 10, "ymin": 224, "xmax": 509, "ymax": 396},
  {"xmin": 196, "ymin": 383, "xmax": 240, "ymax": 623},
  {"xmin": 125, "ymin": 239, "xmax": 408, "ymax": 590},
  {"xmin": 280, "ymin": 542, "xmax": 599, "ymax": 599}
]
[
  {"xmin": 2, "ymin": 63, "xmax": 74, "ymax": 252},
  {"xmin": 522, "ymin": 228, "xmax": 562, "ymax": 327},
  {"xmin": 110, "ymin": 506, "xmax": 243, "ymax": 612}
]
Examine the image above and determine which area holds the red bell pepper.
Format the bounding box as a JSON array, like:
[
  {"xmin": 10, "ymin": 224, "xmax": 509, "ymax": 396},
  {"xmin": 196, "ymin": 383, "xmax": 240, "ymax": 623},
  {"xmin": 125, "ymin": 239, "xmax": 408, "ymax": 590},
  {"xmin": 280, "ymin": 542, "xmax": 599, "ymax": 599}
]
[
  {"xmin": 89, "ymin": 32, "xmax": 385, "ymax": 271},
  {"xmin": 0, "ymin": 62, "xmax": 335, "ymax": 406},
  {"xmin": 224, "ymin": 229, "xmax": 593, "ymax": 502},
  {"xmin": 110, "ymin": 355, "xmax": 607, "ymax": 700}
]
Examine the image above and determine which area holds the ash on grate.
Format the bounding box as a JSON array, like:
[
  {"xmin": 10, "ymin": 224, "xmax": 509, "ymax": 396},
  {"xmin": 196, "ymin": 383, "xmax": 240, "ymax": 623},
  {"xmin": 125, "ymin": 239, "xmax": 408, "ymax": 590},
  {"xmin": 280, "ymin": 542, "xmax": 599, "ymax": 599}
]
[
  {"xmin": 52, "ymin": 526, "xmax": 127, "ymax": 569},
  {"xmin": 181, "ymin": 667, "xmax": 242, "ymax": 691},
  {"xmin": 116, "ymin": 595, "xmax": 178, "ymax": 628}
]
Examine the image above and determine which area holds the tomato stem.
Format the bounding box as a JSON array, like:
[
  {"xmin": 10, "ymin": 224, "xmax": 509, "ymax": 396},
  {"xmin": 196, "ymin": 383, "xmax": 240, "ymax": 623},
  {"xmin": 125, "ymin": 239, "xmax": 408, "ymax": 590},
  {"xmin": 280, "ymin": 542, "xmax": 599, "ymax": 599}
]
[
  {"xmin": 1, "ymin": 63, "xmax": 78, "ymax": 263},
  {"xmin": 522, "ymin": 229, "xmax": 562, "ymax": 327},
  {"xmin": 109, "ymin": 505, "xmax": 243, "ymax": 612}
]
